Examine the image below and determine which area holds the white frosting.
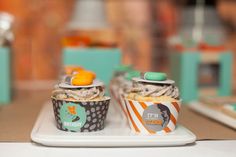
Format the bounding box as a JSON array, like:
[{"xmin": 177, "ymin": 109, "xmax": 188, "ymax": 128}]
[
  {"xmin": 128, "ymin": 81, "xmax": 180, "ymax": 99},
  {"xmin": 52, "ymin": 86, "xmax": 105, "ymax": 100}
]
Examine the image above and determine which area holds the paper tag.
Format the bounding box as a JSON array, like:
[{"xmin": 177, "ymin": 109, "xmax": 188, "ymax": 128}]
[
  {"xmin": 59, "ymin": 79, "xmax": 104, "ymax": 88},
  {"xmin": 132, "ymin": 77, "xmax": 175, "ymax": 84}
]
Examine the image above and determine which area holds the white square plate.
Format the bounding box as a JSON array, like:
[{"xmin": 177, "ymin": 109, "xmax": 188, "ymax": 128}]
[{"xmin": 31, "ymin": 101, "xmax": 196, "ymax": 147}]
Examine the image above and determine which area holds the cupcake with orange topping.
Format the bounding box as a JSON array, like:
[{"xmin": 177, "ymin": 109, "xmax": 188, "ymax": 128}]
[{"xmin": 52, "ymin": 70, "xmax": 110, "ymax": 132}]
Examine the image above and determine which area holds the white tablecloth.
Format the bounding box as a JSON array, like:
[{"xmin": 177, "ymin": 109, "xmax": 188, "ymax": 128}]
[{"xmin": 0, "ymin": 140, "xmax": 235, "ymax": 157}]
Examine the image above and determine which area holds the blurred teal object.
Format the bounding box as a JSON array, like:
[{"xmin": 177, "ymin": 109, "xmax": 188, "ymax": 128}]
[
  {"xmin": 170, "ymin": 52, "xmax": 200, "ymax": 103},
  {"xmin": 63, "ymin": 48, "xmax": 121, "ymax": 85},
  {"xmin": 219, "ymin": 52, "xmax": 232, "ymax": 96},
  {"xmin": 170, "ymin": 51, "xmax": 233, "ymax": 103},
  {"xmin": 125, "ymin": 70, "xmax": 140, "ymax": 81},
  {"xmin": 0, "ymin": 47, "xmax": 11, "ymax": 104}
]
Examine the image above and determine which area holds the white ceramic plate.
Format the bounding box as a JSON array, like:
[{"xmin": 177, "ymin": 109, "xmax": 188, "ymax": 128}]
[{"xmin": 31, "ymin": 101, "xmax": 196, "ymax": 147}]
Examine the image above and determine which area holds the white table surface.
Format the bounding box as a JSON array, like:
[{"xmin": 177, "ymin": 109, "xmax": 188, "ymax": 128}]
[{"xmin": 0, "ymin": 141, "xmax": 236, "ymax": 157}]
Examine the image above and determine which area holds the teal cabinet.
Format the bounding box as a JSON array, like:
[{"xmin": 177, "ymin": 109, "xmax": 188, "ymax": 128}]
[
  {"xmin": 0, "ymin": 47, "xmax": 11, "ymax": 104},
  {"xmin": 63, "ymin": 48, "xmax": 121, "ymax": 85},
  {"xmin": 170, "ymin": 51, "xmax": 232, "ymax": 103}
]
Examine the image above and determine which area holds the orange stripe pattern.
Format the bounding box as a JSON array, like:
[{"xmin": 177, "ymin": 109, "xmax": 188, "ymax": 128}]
[
  {"xmin": 170, "ymin": 114, "xmax": 177, "ymax": 125},
  {"xmin": 172, "ymin": 102, "xmax": 180, "ymax": 113},
  {"xmin": 124, "ymin": 101, "xmax": 140, "ymax": 132},
  {"xmin": 129, "ymin": 101, "xmax": 154, "ymax": 134},
  {"xmin": 125, "ymin": 100, "xmax": 181, "ymax": 134},
  {"xmin": 140, "ymin": 102, "xmax": 148, "ymax": 110},
  {"xmin": 164, "ymin": 127, "xmax": 171, "ymax": 133}
]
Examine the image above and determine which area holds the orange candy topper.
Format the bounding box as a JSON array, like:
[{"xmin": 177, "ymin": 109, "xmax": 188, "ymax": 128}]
[{"xmin": 71, "ymin": 70, "xmax": 96, "ymax": 86}]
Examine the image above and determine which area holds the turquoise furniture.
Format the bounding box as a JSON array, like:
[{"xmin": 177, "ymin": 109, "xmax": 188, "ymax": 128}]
[
  {"xmin": 0, "ymin": 47, "xmax": 11, "ymax": 105},
  {"xmin": 170, "ymin": 51, "xmax": 233, "ymax": 103},
  {"xmin": 63, "ymin": 48, "xmax": 121, "ymax": 85}
]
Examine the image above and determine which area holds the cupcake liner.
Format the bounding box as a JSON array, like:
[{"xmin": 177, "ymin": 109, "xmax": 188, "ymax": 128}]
[
  {"xmin": 118, "ymin": 89, "xmax": 128, "ymax": 117},
  {"xmin": 109, "ymin": 84, "xmax": 120, "ymax": 103},
  {"xmin": 109, "ymin": 85, "xmax": 123, "ymax": 107},
  {"xmin": 51, "ymin": 97, "xmax": 110, "ymax": 132},
  {"xmin": 109, "ymin": 85, "xmax": 128, "ymax": 118},
  {"xmin": 124, "ymin": 98, "xmax": 181, "ymax": 134}
]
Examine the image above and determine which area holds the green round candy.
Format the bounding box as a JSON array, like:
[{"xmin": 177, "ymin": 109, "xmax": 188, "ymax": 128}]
[
  {"xmin": 232, "ymin": 104, "xmax": 236, "ymax": 111},
  {"xmin": 143, "ymin": 72, "xmax": 167, "ymax": 81},
  {"xmin": 125, "ymin": 70, "xmax": 140, "ymax": 81},
  {"xmin": 114, "ymin": 64, "xmax": 133, "ymax": 72}
]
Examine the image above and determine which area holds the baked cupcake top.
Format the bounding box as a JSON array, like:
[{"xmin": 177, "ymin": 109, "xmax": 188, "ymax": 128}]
[
  {"xmin": 53, "ymin": 70, "xmax": 109, "ymax": 101},
  {"xmin": 53, "ymin": 80, "xmax": 106, "ymax": 101},
  {"xmin": 126, "ymin": 72, "xmax": 180, "ymax": 101}
]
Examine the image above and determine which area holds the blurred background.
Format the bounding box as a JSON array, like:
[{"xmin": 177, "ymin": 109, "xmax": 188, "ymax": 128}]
[
  {"xmin": 0, "ymin": 0, "xmax": 236, "ymax": 142},
  {"xmin": 0, "ymin": 0, "xmax": 235, "ymax": 88}
]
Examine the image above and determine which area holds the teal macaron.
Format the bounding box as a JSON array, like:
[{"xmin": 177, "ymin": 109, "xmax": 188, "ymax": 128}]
[
  {"xmin": 142, "ymin": 72, "xmax": 167, "ymax": 81},
  {"xmin": 125, "ymin": 70, "xmax": 141, "ymax": 81},
  {"xmin": 114, "ymin": 64, "xmax": 133, "ymax": 72}
]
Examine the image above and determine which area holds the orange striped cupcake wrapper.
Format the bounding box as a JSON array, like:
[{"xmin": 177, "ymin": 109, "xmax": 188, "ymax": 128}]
[{"xmin": 124, "ymin": 99, "xmax": 181, "ymax": 134}]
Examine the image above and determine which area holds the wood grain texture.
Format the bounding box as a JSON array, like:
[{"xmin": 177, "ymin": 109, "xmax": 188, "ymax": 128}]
[{"xmin": 0, "ymin": 0, "xmax": 75, "ymax": 80}]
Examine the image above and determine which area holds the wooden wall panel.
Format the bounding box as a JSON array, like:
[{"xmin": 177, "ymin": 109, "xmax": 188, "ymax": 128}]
[
  {"xmin": 0, "ymin": 0, "xmax": 75, "ymax": 80},
  {"xmin": 0, "ymin": 0, "xmax": 154, "ymax": 81}
]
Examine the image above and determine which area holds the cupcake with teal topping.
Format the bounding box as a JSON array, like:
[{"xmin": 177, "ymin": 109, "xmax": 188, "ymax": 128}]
[
  {"xmin": 109, "ymin": 65, "xmax": 133, "ymax": 109},
  {"xmin": 124, "ymin": 72, "xmax": 181, "ymax": 134},
  {"xmin": 117, "ymin": 70, "xmax": 141, "ymax": 116}
]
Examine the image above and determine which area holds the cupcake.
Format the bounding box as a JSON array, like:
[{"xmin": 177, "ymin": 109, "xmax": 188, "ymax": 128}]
[
  {"xmin": 109, "ymin": 65, "xmax": 133, "ymax": 113},
  {"xmin": 124, "ymin": 72, "xmax": 181, "ymax": 134},
  {"xmin": 51, "ymin": 70, "xmax": 110, "ymax": 132},
  {"xmin": 117, "ymin": 70, "xmax": 141, "ymax": 117}
]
